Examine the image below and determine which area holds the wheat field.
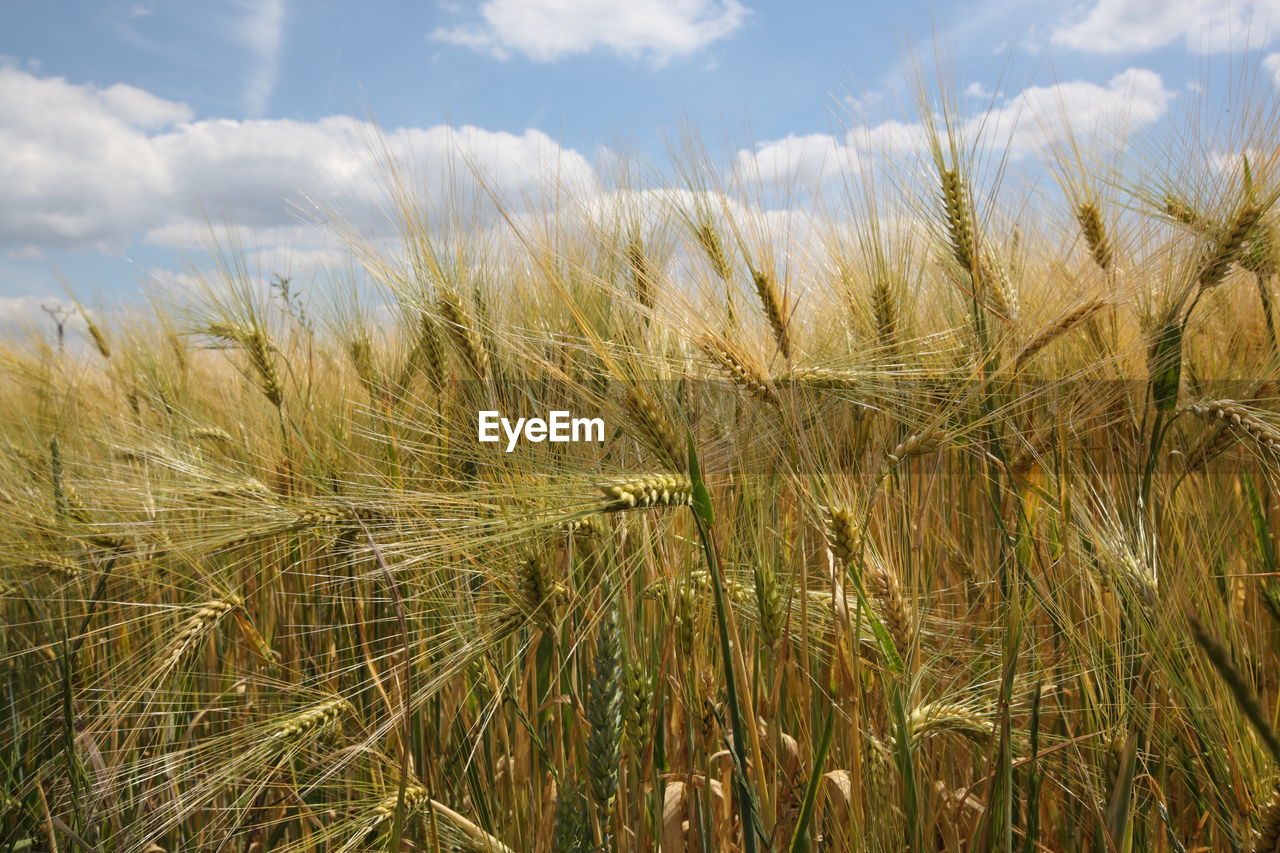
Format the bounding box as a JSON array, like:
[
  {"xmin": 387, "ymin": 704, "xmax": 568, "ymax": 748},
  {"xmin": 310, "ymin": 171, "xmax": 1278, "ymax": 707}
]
[{"xmin": 5, "ymin": 70, "xmax": 1280, "ymax": 852}]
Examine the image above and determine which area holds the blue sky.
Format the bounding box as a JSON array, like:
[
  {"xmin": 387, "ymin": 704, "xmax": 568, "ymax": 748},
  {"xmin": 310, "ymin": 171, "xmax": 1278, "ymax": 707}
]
[{"xmin": 2, "ymin": 0, "xmax": 1280, "ymax": 320}]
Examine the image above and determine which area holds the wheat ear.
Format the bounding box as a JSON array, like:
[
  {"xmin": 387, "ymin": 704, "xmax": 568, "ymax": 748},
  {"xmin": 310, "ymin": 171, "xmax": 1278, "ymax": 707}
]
[
  {"xmin": 1200, "ymin": 202, "xmax": 1265, "ymax": 290},
  {"xmin": 597, "ymin": 475, "xmax": 693, "ymax": 512},
  {"xmin": 1187, "ymin": 400, "xmax": 1280, "ymax": 456},
  {"xmin": 207, "ymin": 323, "xmax": 283, "ymax": 408},
  {"xmin": 871, "ymin": 276, "xmax": 900, "ymax": 355},
  {"xmin": 267, "ymin": 696, "xmax": 352, "ymax": 744},
  {"xmin": 698, "ymin": 336, "xmax": 779, "ymax": 406},
  {"xmin": 826, "ymin": 507, "xmax": 912, "ymax": 653},
  {"xmin": 906, "ymin": 701, "xmax": 991, "ymax": 746},
  {"xmin": 586, "ymin": 580, "xmax": 622, "ymax": 848},
  {"xmin": 621, "ymin": 384, "xmax": 685, "ymax": 468},
  {"xmin": 438, "ymin": 288, "xmax": 490, "ymax": 379},
  {"xmin": 751, "ymin": 268, "xmax": 792, "ymax": 359},
  {"xmin": 1015, "ymin": 300, "xmax": 1107, "ymax": 367},
  {"xmin": 626, "ymin": 238, "xmax": 656, "ymax": 311},
  {"xmin": 940, "ymin": 168, "xmax": 976, "ymax": 273},
  {"xmin": 160, "ymin": 596, "xmax": 243, "ymax": 675},
  {"xmin": 1077, "ymin": 202, "xmax": 1114, "ymax": 271},
  {"xmin": 694, "ymin": 222, "xmax": 732, "ymax": 283}
]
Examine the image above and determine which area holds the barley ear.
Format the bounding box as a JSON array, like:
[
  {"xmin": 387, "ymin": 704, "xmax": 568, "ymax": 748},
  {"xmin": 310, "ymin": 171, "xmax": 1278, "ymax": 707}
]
[
  {"xmin": 1077, "ymin": 201, "xmax": 1114, "ymax": 272},
  {"xmin": 626, "ymin": 237, "xmax": 656, "ymax": 311},
  {"xmin": 940, "ymin": 168, "xmax": 976, "ymax": 273},
  {"xmin": 597, "ymin": 474, "xmax": 693, "ymax": 512},
  {"xmin": 585, "ymin": 578, "xmax": 622, "ymax": 849},
  {"xmin": 1199, "ymin": 202, "xmax": 1265, "ymax": 290},
  {"xmin": 438, "ymin": 287, "xmax": 490, "ymax": 380},
  {"xmin": 751, "ymin": 268, "xmax": 793, "ymax": 359},
  {"xmin": 698, "ymin": 336, "xmax": 779, "ymax": 406}
]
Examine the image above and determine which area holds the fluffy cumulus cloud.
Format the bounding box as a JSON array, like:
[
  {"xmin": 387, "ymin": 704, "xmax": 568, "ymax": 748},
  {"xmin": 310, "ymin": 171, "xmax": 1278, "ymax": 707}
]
[
  {"xmin": 735, "ymin": 133, "xmax": 863, "ymax": 186},
  {"xmin": 1265, "ymin": 52, "xmax": 1280, "ymax": 85},
  {"xmin": 976, "ymin": 68, "xmax": 1173, "ymax": 154},
  {"xmin": 0, "ymin": 67, "xmax": 596, "ymax": 252},
  {"xmin": 1053, "ymin": 0, "xmax": 1280, "ymax": 54},
  {"xmin": 431, "ymin": 0, "xmax": 749, "ymax": 63},
  {"xmin": 0, "ymin": 67, "xmax": 186, "ymax": 249},
  {"xmin": 735, "ymin": 69, "xmax": 1174, "ymax": 186}
]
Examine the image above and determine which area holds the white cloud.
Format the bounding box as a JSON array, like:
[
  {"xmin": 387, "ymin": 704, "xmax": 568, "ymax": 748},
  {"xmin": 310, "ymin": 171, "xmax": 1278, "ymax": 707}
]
[
  {"xmin": 974, "ymin": 68, "xmax": 1173, "ymax": 156},
  {"xmin": 0, "ymin": 68, "xmax": 597, "ymax": 252},
  {"xmin": 431, "ymin": 0, "xmax": 749, "ymax": 63},
  {"xmin": 842, "ymin": 89, "xmax": 883, "ymax": 115},
  {"xmin": 734, "ymin": 133, "xmax": 863, "ymax": 186},
  {"xmin": 1052, "ymin": 0, "xmax": 1280, "ymax": 54},
  {"xmin": 0, "ymin": 67, "xmax": 184, "ymax": 250},
  {"xmin": 240, "ymin": 0, "xmax": 286, "ymax": 118},
  {"xmin": 1265, "ymin": 52, "xmax": 1280, "ymax": 86},
  {"xmin": 97, "ymin": 83, "xmax": 194, "ymax": 127},
  {"xmin": 736, "ymin": 70, "xmax": 1174, "ymax": 186}
]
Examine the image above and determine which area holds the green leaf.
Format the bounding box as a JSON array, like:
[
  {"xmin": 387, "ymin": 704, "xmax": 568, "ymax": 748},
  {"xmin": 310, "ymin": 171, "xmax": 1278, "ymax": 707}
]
[
  {"xmin": 891, "ymin": 687, "xmax": 920, "ymax": 849},
  {"xmin": 687, "ymin": 432, "xmax": 714, "ymax": 527},
  {"xmin": 1104, "ymin": 729, "xmax": 1139, "ymax": 846},
  {"xmin": 1242, "ymin": 473, "xmax": 1280, "ymax": 622},
  {"xmin": 1148, "ymin": 320, "xmax": 1182, "ymax": 412},
  {"xmin": 789, "ymin": 705, "xmax": 836, "ymax": 853},
  {"xmin": 1242, "ymin": 473, "xmax": 1277, "ymax": 572}
]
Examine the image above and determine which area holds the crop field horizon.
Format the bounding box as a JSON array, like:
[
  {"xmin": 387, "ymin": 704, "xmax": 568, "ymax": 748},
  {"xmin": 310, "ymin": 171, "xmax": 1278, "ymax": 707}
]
[{"xmin": 7, "ymin": 27, "xmax": 1280, "ymax": 852}]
